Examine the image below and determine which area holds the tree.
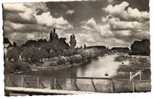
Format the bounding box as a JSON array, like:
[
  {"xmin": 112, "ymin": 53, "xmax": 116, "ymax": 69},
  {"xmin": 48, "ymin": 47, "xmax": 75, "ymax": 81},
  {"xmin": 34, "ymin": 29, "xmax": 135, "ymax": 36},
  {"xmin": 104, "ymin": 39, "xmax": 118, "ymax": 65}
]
[
  {"xmin": 21, "ymin": 47, "xmax": 49, "ymax": 63},
  {"xmin": 84, "ymin": 44, "xmax": 87, "ymax": 49},
  {"xmin": 7, "ymin": 47, "xmax": 21, "ymax": 61},
  {"xmin": 69, "ymin": 34, "xmax": 76, "ymax": 48},
  {"xmin": 130, "ymin": 39, "xmax": 150, "ymax": 55}
]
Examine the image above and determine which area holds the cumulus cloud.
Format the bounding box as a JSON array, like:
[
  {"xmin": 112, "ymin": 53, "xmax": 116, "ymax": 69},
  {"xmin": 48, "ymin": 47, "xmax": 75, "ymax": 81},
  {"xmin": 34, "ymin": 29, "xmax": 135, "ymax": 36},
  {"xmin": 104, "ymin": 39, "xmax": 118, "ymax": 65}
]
[
  {"xmin": 46, "ymin": 1, "xmax": 108, "ymax": 26},
  {"xmin": 104, "ymin": 1, "xmax": 149, "ymax": 21},
  {"xmin": 3, "ymin": 3, "xmax": 28, "ymax": 13},
  {"xmin": 105, "ymin": 1, "xmax": 129, "ymax": 16},
  {"xmin": 110, "ymin": 0, "xmax": 149, "ymax": 11},
  {"xmin": 108, "ymin": 16, "xmax": 149, "ymax": 40},
  {"xmin": 3, "ymin": 3, "xmax": 49, "ymax": 31},
  {"xmin": 81, "ymin": 18, "xmax": 98, "ymax": 32},
  {"xmin": 35, "ymin": 12, "xmax": 73, "ymax": 29},
  {"xmin": 81, "ymin": 18, "xmax": 113, "ymax": 37},
  {"xmin": 5, "ymin": 21, "xmax": 50, "ymax": 33},
  {"xmin": 109, "ymin": 17, "xmax": 142, "ymax": 30},
  {"xmin": 4, "ymin": 12, "xmax": 37, "ymax": 24},
  {"xmin": 4, "ymin": 3, "xmax": 37, "ymax": 24},
  {"xmin": 101, "ymin": 1, "xmax": 149, "ymax": 45},
  {"xmin": 3, "ymin": 3, "xmax": 48, "ymax": 44}
]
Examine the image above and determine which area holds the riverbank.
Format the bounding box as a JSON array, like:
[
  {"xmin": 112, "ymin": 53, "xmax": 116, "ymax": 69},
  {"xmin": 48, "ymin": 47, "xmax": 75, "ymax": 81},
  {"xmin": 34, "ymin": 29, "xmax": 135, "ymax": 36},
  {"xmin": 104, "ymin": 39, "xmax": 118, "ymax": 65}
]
[{"xmin": 30, "ymin": 59, "xmax": 91, "ymax": 73}]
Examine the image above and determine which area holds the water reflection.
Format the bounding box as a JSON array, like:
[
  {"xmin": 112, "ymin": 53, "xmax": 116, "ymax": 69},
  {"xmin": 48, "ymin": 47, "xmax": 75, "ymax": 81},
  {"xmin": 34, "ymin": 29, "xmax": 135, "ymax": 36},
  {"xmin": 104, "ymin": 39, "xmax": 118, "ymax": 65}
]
[{"xmin": 77, "ymin": 54, "xmax": 125, "ymax": 78}]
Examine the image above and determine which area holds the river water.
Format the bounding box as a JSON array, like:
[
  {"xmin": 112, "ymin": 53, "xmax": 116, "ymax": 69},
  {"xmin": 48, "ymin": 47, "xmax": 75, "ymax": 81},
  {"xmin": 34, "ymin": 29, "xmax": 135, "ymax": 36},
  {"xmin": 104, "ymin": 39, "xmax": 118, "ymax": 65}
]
[{"xmin": 76, "ymin": 54, "xmax": 127, "ymax": 78}]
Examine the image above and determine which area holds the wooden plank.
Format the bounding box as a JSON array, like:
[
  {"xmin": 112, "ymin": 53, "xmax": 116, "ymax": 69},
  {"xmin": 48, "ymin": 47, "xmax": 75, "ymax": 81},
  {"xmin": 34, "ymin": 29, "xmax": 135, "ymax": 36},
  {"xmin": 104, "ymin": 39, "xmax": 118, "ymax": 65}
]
[{"xmin": 5, "ymin": 87, "xmax": 96, "ymax": 95}]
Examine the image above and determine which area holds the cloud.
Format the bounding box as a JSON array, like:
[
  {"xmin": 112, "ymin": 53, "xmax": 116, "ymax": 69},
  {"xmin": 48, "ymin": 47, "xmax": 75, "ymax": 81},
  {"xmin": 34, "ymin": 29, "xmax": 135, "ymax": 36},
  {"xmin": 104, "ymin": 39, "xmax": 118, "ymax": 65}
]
[
  {"xmin": 4, "ymin": 12, "xmax": 37, "ymax": 24},
  {"xmin": 66, "ymin": 9, "xmax": 75, "ymax": 15},
  {"xmin": 3, "ymin": 3, "xmax": 27, "ymax": 13},
  {"xmin": 108, "ymin": 16, "xmax": 149, "ymax": 40},
  {"xmin": 46, "ymin": 1, "xmax": 108, "ymax": 26},
  {"xmin": 3, "ymin": 3, "xmax": 48, "ymax": 22},
  {"xmin": 109, "ymin": 17, "xmax": 142, "ymax": 30},
  {"xmin": 4, "ymin": 21, "xmax": 50, "ymax": 33},
  {"xmin": 3, "ymin": 3, "xmax": 73, "ymax": 33},
  {"xmin": 110, "ymin": 0, "xmax": 149, "ymax": 11},
  {"xmin": 3, "ymin": 3, "xmax": 37, "ymax": 24},
  {"xmin": 81, "ymin": 18, "xmax": 98, "ymax": 32},
  {"xmin": 114, "ymin": 30, "xmax": 131, "ymax": 37},
  {"xmin": 35, "ymin": 12, "xmax": 73, "ymax": 29},
  {"xmin": 78, "ymin": 12, "xmax": 149, "ymax": 47},
  {"xmin": 3, "ymin": 3, "xmax": 49, "ymax": 27},
  {"xmin": 101, "ymin": 1, "xmax": 149, "ymax": 44},
  {"xmin": 81, "ymin": 18, "xmax": 113, "ymax": 37},
  {"xmin": 105, "ymin": 1, "xmax": 129, "ymax": 16},
  {"xmin": 107, "ymin": 0, "xmax": 114, "ymax": 3},
  {"xmin": 7, "ymin": 32, "xmax": 49, "ymax": 46},
  {"xmin": 104, "ymin": 1, "xmax": 149, "ymax": 21},
  {"xmin": 3, "ymin": 3, "xmax": 49, "ymax": 44}
]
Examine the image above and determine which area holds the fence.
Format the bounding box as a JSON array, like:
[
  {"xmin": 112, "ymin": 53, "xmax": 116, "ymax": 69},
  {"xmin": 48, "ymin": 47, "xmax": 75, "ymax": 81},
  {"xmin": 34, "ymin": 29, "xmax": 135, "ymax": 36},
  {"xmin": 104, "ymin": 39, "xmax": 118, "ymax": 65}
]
[{"xmin": 5, "ymin": 74, "xmax": 151, "ymax": 95}]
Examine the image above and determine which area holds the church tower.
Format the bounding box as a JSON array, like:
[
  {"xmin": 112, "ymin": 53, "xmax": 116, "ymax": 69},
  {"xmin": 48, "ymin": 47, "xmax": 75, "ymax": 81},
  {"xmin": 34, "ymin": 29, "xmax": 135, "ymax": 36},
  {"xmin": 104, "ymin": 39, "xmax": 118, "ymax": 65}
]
[{"xmin": 50, "ymin": 28, "xmax": 58, "ymax": 41}]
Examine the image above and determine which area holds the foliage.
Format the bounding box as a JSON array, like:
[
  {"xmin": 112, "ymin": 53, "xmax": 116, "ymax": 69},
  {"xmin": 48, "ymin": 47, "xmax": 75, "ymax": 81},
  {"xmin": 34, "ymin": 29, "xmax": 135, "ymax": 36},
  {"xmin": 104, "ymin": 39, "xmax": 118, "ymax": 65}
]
[
  {"xmin": 7, "ymin": 47, "xmax": 21, "ymax": 61},
  {"xmin": 130, "ymin": 39, "xmax": 150, "ymax": 56},
  {"xmin": 21, "ymin": 47, "xmax": 49, "ymax": 63}
]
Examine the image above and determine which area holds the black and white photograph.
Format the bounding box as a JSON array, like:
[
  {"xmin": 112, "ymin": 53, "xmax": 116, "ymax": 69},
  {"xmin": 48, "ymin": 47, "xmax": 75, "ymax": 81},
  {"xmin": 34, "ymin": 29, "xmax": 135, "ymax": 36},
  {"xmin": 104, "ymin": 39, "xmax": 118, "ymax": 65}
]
[{"xmin": 3, "ymin": 0, "xmax": 150, "ymax": 96}]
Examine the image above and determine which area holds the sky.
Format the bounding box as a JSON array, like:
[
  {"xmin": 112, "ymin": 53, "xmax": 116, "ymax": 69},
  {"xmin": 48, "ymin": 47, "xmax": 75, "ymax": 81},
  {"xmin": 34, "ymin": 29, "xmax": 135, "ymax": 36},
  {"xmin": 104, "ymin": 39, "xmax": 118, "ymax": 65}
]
[{"xmin": 3, "ymin": 0, "xmax": 149, "ymax": 48}]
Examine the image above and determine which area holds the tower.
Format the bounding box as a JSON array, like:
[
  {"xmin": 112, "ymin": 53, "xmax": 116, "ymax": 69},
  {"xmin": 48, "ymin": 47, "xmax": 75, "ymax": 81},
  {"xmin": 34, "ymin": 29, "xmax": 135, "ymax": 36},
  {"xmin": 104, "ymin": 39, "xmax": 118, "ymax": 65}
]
[{"xmin": 50, "ymin": 28, "xmax": 58, "ymax": 41}]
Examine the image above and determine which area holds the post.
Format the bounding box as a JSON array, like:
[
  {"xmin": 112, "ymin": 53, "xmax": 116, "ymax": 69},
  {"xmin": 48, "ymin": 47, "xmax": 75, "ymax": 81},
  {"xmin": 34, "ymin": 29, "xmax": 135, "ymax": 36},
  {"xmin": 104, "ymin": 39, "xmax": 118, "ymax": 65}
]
[
  {"xmin": 74, "ymin": 79, "xmax": 80, "ymax": 91},
  {"xmin": 49, "ymin": 78, "xmax": 52, "ymax": 89},
  {"xmin": 130, "ymin": 71, "xmax": 142, "ymax": 81},
  {"xmin": 91, "ymin": 78, "xmax": 97, "ymax": 92},
  {"xmin": 54, "ymin": 78, "xmax": 57, "ymax": 89},
  {"xmin": 21, "ymin": 75, "xmax": 24, "ymax": 87},
  {"xmin": 111, "ymin": 79, "xmax": 115, "ymax": 93},
  {"xmin": 5, "ymin": 90, "xmax": 10, "ymax": 96},
  {"xmin": 131, "ymin": 80, "xmax": 135, "ymax": 92},
  {"xmin": 139, "ymin": 71, "xmax": 142, "ymax": 80},
  {"xmin": 55, "ymin": 78, "xmax": 62, "ymax": 89},
  {"xmin": 36, "ymin": 76, "xmax": 39, "ymax": 88},
  {"xmin": 50, "ymin": 77, "xmax": 55, "ymax": 89},
  {"xmin": 130, "ymin": 72, "xmax": 132, "ymax": 81}
]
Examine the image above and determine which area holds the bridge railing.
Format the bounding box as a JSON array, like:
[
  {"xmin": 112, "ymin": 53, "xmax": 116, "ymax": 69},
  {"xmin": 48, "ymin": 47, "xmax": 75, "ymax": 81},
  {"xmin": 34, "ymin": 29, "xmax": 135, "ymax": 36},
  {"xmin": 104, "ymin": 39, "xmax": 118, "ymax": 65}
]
[{"xmin": 5, "ymin": 74, "xmax": 151, "ymax": 94}]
